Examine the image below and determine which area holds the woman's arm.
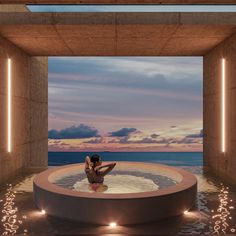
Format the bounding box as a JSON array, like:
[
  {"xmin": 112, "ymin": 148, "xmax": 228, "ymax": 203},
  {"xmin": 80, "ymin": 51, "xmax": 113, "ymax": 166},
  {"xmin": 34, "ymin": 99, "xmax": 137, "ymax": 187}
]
[
  {"xmin": 97, "ymin": 163, "xmax": 116, "ymax": 170},
  {"xmin": 85, "ymin": 156, "xmax": 91, "ymax": 169},
  {"xmin": 96, "ymin": 163, "xmax": 116, "ymax": 177}
]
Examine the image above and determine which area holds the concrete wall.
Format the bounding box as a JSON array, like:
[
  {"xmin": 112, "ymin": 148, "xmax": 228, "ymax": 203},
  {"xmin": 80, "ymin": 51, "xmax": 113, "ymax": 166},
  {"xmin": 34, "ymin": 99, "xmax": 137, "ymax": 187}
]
[
  {"xmin": 29, "ymin": 57, "xmax": 48, "ymax": 168},
  {"xmin": 0, "ymin": 4, "xmax": 28, "ymax": 12},
  {"xmin": 204, "ymin": 33, "xmax": 236, "ymax": 185},
  {"xmin": 0, "ymin": 36, "xmax": 48, "ymax": 186}
]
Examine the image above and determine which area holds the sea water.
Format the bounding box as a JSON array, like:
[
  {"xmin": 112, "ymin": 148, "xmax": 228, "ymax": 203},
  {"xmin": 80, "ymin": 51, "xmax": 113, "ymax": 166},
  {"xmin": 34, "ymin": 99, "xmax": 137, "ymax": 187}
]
[{"xmin": 48, "ymin": 152, "xmax": 203, "ymax": 166}]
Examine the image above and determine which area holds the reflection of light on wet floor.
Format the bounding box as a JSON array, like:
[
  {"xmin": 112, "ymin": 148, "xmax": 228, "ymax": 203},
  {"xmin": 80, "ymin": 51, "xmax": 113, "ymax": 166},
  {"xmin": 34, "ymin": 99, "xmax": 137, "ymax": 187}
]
[
  {"xmin": 27, "ymin": 209, "xmax": 48, "ymax": 219},
  {"xmin": 211, "ymin": 183, "xmax": 235, "ymax": 235},
  {"xmin": 0, "ymin": 184, "xmax": 27, "ymax": 235},
  {"xmin": 180, "ymin": 206, "xmax": 211, "ymax": 235},
  {"xmin": 179, "ymin": 170, "xmax": 217, "ymax": 234},
  {"xmin": 0, "ymin": 166, "xmax": 235, "ymax": 235},
  {"xmin": 12, "ymin": 175, "xmax": 36, "ymax": 193}
]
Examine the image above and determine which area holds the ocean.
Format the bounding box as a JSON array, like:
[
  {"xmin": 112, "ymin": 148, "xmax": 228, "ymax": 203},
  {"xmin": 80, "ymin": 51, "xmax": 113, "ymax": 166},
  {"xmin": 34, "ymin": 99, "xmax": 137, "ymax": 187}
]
[{"xmin": 48, "ymin": 152, "xmax": 203, "ymax": 166}]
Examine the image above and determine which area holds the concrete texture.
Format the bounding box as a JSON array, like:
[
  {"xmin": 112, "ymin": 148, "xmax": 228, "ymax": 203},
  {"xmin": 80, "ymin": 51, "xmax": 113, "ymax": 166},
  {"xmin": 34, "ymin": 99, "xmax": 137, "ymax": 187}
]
[
  {"xmin": 0, "ymin": 6, "xmax": 236, "ymax": 188},
  {"xmin": 0, "ymin": 12, "xmax": 236, "ymax": 56},
  {"xmin": 29, "ymin": 57, "xmax": 48, "ymax": 168},
  {"xmin": 0, "ymin": 37, "xmax": 48, "ymax": 186},
  {"xmin": 0, "ymin": 4, "xmax": 28, "ymax": 12},
  {"xmin": 204, "ymin": 32, "xmax": 236, "ymax": 185},
  {"xmin": 0, "ymin": 36, "xmax": 29, "ymax": 185},
  {"xmin": 34, "ymin": 162, "xmax": 197, "ymax": 225},
  {"xmin": 1, "ymin": 0, "xmax": 236, "ymax": 4}
]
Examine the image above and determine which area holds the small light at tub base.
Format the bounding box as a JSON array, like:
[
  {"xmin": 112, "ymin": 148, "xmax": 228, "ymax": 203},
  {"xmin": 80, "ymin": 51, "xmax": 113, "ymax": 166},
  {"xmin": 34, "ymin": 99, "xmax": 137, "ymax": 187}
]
[
  {"xmin": 184, "ymin": 210, "xmax": 189, "ymax": 215},
  {"xmin": 109, "ymin": 222, "xmax": 117, "ymax": 228},
  {"xmin": 41, "ymin": 209, "xmax": 46, "ymax": 215}
]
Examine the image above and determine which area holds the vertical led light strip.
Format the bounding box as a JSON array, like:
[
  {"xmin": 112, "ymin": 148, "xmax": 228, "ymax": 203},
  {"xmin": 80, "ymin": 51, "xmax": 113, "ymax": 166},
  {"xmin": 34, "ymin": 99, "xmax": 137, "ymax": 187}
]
[
  {"xmin": 222, "ymin": 58, "xmax": 225, "ymax": 153},
  {"xmin": 7, "ymin": 58, "xmax": 11, "ymax": 153}
]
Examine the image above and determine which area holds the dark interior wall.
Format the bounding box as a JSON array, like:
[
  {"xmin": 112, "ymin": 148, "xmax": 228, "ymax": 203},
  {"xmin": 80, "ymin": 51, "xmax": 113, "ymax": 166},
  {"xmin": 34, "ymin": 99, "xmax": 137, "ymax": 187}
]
[{"xmin": 204, "ymin": 33, "xmax": 236, "ymax": 185}]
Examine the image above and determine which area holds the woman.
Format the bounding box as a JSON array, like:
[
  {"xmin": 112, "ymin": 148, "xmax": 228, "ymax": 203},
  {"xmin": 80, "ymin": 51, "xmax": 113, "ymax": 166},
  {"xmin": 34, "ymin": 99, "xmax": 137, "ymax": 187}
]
[{"xmin": 85, "ymin": 154, "xmax": 116, "ymax": 191}]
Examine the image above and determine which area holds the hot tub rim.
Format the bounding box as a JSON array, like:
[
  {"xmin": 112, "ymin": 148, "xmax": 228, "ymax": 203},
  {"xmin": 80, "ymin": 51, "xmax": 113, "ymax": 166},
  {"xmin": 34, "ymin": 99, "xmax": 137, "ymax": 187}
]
[{"xmin": 33, "ymin": 162, "xmax": 197, "ymax": 200}]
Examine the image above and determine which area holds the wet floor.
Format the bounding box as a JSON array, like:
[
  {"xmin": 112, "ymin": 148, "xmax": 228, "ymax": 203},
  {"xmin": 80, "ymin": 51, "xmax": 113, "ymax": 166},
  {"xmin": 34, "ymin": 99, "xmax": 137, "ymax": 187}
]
[{"xmin": 0, "ymin": 166, "xmax": 236, "ymax": 235}]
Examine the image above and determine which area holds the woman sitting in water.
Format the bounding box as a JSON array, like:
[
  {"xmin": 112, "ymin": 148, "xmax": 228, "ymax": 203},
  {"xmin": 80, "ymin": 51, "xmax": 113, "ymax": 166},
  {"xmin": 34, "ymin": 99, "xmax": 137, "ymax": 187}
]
[{"xmin": 85, "ymin": 154, "xmax": 116, "ymax": 190}]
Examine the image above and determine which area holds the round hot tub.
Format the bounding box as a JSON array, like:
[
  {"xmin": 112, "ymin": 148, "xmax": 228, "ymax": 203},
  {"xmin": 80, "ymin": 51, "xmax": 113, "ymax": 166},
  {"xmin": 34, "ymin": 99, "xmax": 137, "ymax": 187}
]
[{"xmin": 33, "ymin": 162, "xmax": 197, "ymax": 225}]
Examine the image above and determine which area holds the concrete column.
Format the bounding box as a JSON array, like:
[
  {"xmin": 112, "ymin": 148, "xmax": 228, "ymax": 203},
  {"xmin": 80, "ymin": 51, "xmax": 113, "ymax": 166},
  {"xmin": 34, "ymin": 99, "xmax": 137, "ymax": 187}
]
[
  {"xmin": 204, "ymin": 33, "xmax": 236, "ymax": 185},
  {"xmin": 0, "ymin": 36, "xmax": 30, "ymax": 185},
  {"xmin": 0, "ymin": 4, "xmax": 29, "ymax": 12},
  {"xmin": 0, "ymin": 36, "xmax": 48, "ymax": 186},
  {"xmin": 0, "ymin": 4, "xmax": 48, "ymax": 185},
  {"xmin": 28, "ymin": 57, "xmax": 48, "ymax": 168}
]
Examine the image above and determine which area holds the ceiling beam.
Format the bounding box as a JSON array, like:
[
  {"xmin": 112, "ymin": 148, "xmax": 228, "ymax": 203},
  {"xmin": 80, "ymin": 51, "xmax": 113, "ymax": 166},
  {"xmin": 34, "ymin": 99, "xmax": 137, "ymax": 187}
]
[{"xmin": 0, "ymin": 12, "xmax": 236, "ymax": 56}]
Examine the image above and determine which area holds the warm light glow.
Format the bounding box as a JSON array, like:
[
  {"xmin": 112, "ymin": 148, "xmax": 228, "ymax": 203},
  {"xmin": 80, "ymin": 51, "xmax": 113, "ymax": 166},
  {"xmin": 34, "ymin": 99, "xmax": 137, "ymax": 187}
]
[
  {"xmin": 184, "ymin": 210, "xmax": 189, "ymax": 215},
  {"xmin": 109, "ymin": 222, "xmax": 117, "ymax": 228},
  {"xmin": 212, "ymin": 184, "xmax": 234, "ymax": 234},
  {"xmin": 222, "ymin": 58, "xmax": 225, "ymax": 153},
  {"xmin": 0, "ymin": 184, "xmax": 26, "ymax": 235},
  {"xmin": 7, "ymin": 58, "xmax": 12, "ymax": 153},
  {"xmin": 41, "ymin": 209, "xmax": 46, "ymax": 215}
]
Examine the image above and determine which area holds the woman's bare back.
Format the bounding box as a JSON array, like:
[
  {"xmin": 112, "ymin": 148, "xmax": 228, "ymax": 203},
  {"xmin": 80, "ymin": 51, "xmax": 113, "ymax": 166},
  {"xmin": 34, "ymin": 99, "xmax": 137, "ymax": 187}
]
[
  {"xmin": 84, "ymin": 155, "xmax": 116, "ymax": 184},
  {"xmin": 85, "ymin": 167, "xmax": 104, "ymax": 184}
]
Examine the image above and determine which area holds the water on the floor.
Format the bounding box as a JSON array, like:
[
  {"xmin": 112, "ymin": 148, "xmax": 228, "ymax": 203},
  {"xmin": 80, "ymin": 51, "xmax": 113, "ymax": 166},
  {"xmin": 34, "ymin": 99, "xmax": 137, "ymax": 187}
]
[{"xmin": 0, "ymin": 166, "xmax": 236, "ymax": 235}]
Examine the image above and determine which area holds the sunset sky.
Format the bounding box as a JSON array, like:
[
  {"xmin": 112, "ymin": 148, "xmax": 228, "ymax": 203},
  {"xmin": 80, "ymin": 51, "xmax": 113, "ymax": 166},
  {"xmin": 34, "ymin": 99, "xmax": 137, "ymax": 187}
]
[
  {"xmin": 47, "ymin": 57, "xmax": 203, "ymax": 152},
  {"xmin": 28, "ymin": 5, "xmax": 207, "ymax": 152}
]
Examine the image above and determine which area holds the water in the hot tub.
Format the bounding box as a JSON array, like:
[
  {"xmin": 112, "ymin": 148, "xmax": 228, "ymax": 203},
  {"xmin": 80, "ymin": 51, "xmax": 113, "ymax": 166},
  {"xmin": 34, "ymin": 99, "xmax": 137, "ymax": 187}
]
[
  {"xmin": 51, "ymin": 152, "xmax": 197, "ymax": 194},
  {"xmin": 53, "ymin": 170, "xmax": 177, "ymax": 194}
]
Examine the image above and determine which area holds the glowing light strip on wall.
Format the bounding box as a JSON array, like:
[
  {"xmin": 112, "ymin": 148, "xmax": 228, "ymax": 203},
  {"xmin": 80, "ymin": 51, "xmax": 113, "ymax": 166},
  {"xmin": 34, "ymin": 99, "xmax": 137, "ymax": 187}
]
[
  {"xmin": 7, "ymin": 58, "xmax": 12, "ymax": 153},
  {"xmin": 222, "ymin": 58, "xmax": 225, "ymax": 153}
]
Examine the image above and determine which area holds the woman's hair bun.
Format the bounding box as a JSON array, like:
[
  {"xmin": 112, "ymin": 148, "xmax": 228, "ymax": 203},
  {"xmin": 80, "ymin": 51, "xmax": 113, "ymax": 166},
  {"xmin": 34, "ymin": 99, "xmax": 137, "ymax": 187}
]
[{"xmin": 90, "ymin": 154, "xmax": 101, "ymax": 167}]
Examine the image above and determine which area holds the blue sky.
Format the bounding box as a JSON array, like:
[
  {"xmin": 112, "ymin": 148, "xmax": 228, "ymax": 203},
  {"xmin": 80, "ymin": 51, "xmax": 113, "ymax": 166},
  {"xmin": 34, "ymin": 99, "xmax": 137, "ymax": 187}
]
[
  {"xmin": 28, "ymin": 5, "xmax": 236, "ymax": 12},
  {"xmin": 27, "ymin": 5, "xmax": 223, "ymax": 152}
]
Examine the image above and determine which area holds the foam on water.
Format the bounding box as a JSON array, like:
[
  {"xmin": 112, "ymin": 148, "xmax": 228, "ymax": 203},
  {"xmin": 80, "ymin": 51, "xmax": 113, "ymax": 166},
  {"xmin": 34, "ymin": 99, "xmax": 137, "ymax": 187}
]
[{"xmin": 73, "ymin": 174, "xmax": 159, "ymax": 193}]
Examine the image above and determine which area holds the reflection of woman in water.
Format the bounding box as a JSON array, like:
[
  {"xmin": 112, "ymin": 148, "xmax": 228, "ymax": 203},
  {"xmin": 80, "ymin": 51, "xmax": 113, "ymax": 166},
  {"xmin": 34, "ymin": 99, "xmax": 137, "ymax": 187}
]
[{"xmin": 85, "ymin": 154, "xmax": 116, "ymax": 192}]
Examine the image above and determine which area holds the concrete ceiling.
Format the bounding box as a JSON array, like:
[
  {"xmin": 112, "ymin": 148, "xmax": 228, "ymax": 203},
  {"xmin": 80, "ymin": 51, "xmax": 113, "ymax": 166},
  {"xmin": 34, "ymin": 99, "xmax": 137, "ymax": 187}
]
[
  {"xmin": 1, "ymin": 0, "xmax": 236, "ymax": 4},
  {"xmin": 0, "ymin": 12, "xmax": 236, "ymax": 56}
]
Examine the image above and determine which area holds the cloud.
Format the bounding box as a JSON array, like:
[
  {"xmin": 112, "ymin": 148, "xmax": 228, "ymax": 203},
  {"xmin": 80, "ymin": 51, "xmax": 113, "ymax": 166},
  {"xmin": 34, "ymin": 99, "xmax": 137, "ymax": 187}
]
[
  {"xmin": 84, "ymin": 137, "xmax": 104, "ymax": 144},
  {"xmin": 47, "ymin": 57, "xmax": 202, "ymax": 130},
  {"xmin": 176, "ymin": 138, "xmax": 199, "ymax": 144},
  {"xmin": 48, "ymin": 57, "xmax": 202, "ymax": 101},
  {"xmin": 116, "ymin": 133, "xmax": 202, "ymax": 145},
  {"xmin": 175, "ymin": 130, "xmax": 203, "ymax": 144},
  {"xmin": 185, "ymin": 129, "xmax": 203, "ymax": 138},
  {"xmin": 133, "ymin": 137, "xmax": 160, "ymax": 144},
  {"xmin": 109, "ymin": 128, "xmax": 137, "ymax": 137},
  {"xmin": 118, "ymin": 136, "xmax": 172, "ymax": 145},
  {"xmin": 150, "ymin": 133, "xmax": 160, "ymax": 139},
  {"xmin": 48, "ymin": 124, "xmax": 99, "ymax": 139},
  {"xmin": 49, "ymin": 140, "xmax": 61, "ymax": 144},
  {"xmin": 46, "ymin": 56, "xmax": 203, "ymax": 152},
  {"xmin": 60, "ymin": 142, "xmax": 70, "ymax": 146}
]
